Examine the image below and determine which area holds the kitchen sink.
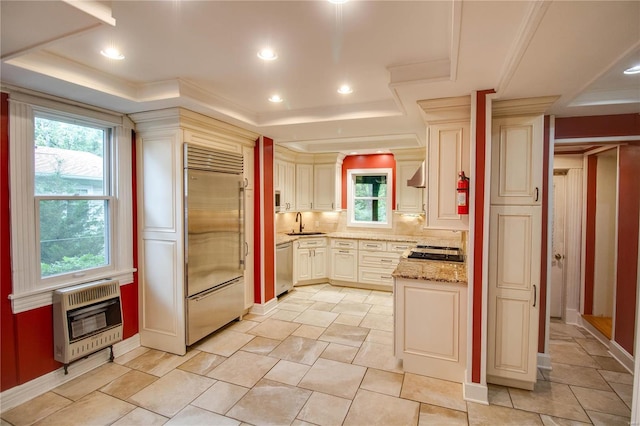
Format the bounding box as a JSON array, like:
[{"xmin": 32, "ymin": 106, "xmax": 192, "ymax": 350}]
[{"xmin": 285, "ymin": 231, "xmax": 326, "ymax": 236}]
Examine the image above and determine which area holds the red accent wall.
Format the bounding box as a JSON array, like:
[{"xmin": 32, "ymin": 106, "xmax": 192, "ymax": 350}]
[
  {"xmin": 556, "ymin": 114, "xmax": 640, "ymax": 139},
  {"xmin": 262, "ymin": 137, "xmax": 275, "ymax": 302},
  {"xmin": 614, "ymin": 144, "xmax": 640, "ymax": 354},
  {"xmin": 538, "ymin": 116, "xmax": 550, "ymax": 353},
  {"xmin": 341, "ymin": 154, "xmax": 396, "ymax": 209},
  {"xmin": 471, "ymin": 89, "xmax": 494, "ymax": 383},
  {"xmin": 584, "ymin": 155, "xmax": 598, "ymax": 315},
  {"xmin": 1, "ymin": 92, "xmax": 18, "ymax": 391},
  {"xmin": 0, "ymin": 94, "xmax": 139, "ymax": 391},
  {"xmin": 253, "ymin": 139, "xmax": 262, "ymax": 303},
  {"xmin": 123, "ymin": 129, "xmax": 139, "ymax": 339}
]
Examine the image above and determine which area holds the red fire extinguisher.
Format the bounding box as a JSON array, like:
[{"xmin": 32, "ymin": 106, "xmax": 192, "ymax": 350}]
[{"xmin": 457, "ymin": 171, "xmax": 470, "ymax": 215}]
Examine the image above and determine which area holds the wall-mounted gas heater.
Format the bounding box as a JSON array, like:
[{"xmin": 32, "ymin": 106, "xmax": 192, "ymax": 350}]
[{"xmin": 53, "ymin": 280, "xmax": 123, "ymax": 374}]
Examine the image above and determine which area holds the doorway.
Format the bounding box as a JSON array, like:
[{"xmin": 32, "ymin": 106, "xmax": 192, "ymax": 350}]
[
  {"xmin": 550, "ymin": 171, "xmax": 567, "ymax": 318},
  {"xmin": 583, "ymin": 148, "xmax": 618, "ymax": 339}
]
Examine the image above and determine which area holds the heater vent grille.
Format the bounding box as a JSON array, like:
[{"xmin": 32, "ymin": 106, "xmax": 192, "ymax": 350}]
[{"xmin": 53, "ymin": 280, "xmax": 123, "ymax": 365}]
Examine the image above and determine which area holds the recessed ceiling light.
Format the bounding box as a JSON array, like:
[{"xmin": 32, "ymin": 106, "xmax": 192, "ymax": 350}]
[
  {"xmin": 100, "ymin": 47, "xmax": 124, "ymax": 60},
  {"xmin": 269, "ymin": 95, "xmax": 283, "ymax": 103},
  {"xmin": 623, "ymin": 65, "xmax": 640, "ymax": 75},
  {"xmin": 337, "ymin": 84, "xmax": 353, "ymax": 94},
  {"xmin": 328, "ymin": 0, "xmax": 348, "ymax": 4},
  {"xmin": 258, "ymin": 48, "xmax": 278, "ymax": 61}
]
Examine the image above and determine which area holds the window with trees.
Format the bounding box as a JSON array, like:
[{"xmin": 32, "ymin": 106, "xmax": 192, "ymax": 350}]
[
  {"xmin": 8, "ymin": 92, "xmax": 133, "ymax": 313},
  {"xmin": 34, "ymin": 115, "xmax": 111, "ymax": 278},
  {"xmin": 346, "ymin": 168, "xmax": 393, "ymax": 228}
]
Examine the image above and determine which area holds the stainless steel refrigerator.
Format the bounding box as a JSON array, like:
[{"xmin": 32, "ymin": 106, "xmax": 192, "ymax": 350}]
[{"xmin": 184, "ymin": 144, "xmax": 245, "ymax": 345}]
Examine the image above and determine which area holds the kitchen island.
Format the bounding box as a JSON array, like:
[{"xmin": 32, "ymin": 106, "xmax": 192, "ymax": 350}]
[{"xmin": 393, "ymin": 256, "xmax": 468, "ymax": 383}]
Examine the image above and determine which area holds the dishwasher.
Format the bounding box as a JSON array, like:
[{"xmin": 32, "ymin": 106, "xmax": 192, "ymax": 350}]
[{"xmin": 276, "ymin": 242, "xmax": 293, "ymax": 296}]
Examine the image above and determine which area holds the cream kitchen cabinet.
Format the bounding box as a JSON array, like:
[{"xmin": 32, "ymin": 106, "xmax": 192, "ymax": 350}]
[
  {"xmin": 242, "ymin": 145, "xmax": 254, "ymax": 190},
  {"xmin": 294, "ymin": 238, "xmax": 327, "ymax": 284},
  {"xmin": 313, "ymin": 163, "xmax": 340, "ymax": 211},
  {"xmin": 394, "ymin": 277, "xmax": 467, "ymax": 382},
  {"xmin": 330, "ymin": 239, "xmax": 358, "ymax": 282},
  {"xmin": 295, "ymin": 163, "xmax": 314, "ymax": 211},
  {"xmin": 395, "ymin": 160, "xmax": 424, "ymax": 213},
  {"xmin": 418, "ymin": 96, "xmax": 471, "ymax": 230},
  {"xmin": 486, "ymin": 97, "xmax": 556, "ymax": 390},
  {"xmin": 490, "ymin": 115, "xmax": 543, "ymax": 206},
  {"xmin": 487, "ymin": 205, "xmax": 541, "ymax": 390},
  {"xmin": 357, "ymin": 240, "xmax": 400, "ymax": 290},
  {"xmin": 275, "ymin": 160, "xmax": 295, "ymax": 211}
]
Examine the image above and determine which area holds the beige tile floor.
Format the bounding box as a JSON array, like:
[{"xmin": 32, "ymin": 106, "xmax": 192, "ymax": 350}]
[{"xmin": 1, "ymin": 283, "xmax": 633, "ymax": 426}]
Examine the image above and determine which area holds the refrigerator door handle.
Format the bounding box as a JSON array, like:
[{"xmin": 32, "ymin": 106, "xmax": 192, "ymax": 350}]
[
  {"xmin": 240, "ymin": 183, "xmax": 246, "ymax": 268},
  {"xmin": 192, "ymin": 277, "xmax": 243, "ymax": 302}
]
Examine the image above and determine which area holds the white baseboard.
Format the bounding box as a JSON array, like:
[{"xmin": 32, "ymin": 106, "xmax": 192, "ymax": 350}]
[
  {"xmin": 248, "ymin": 297, "xmax": 278, "ymax": 316},
  {"xmin": 463, "ymin": 381, "xmax": 488, "ymax": 405},
  {"xmin": 609, "ymin": 340, "xmax": 634, "ymax": 374},
  {"xmin": 0, "ymin": 334, "xmax": 141, "ymax": 412},
  {"xmin": 578, "ymin": 315, "xmax": 610, "ymax": 347},
  {"xmin": 537, "ymin": 352, "xmax": 552, "ymax": 370},
  {"xmin": 565, "ymin": 308, "xmax": 579, "ymax": 325}
]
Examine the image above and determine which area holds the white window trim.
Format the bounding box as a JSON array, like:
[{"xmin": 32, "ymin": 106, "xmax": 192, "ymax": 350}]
[
  {"xmin": 8, "ymin": 91, "xmax": 135, "ymax": 313},
  {"xmin": 346, "ymin": 168, "xmax": 393, "ymax": 229}
]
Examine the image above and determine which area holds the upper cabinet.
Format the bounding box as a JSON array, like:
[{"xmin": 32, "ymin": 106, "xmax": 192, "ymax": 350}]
[
  {"xmin": 393, "ymin": 148, "xmax": 426, "ymax": 213},
  {"xmin": 490, "ymin": 115, "xmax": 543, "ymax": 205},
  {"xmin": 313, "ymin": 162, "xmax": 342, "ymax": 211},
  {"xmin": 275, "ymin": 159, "xmax": 295, "ymax": 211},
  {"xmin": 242, "ymin": 145, "xmax": 254, "ymax": 190},
  {"xmin": 418, "ymin": 96, "xmax": 471, "ymax": 230},
  {"xmin": 276, "ymin": 148, "xmax": 343, "ymax": 212},
  {"xmin": 295, "ymin": 163, "xmax": 314, "ymax": 210}
]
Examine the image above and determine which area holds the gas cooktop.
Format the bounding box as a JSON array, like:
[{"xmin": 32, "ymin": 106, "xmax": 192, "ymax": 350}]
[{"xmin": 407, "ymin": 245, "xmax": 465, "ymax": 262}]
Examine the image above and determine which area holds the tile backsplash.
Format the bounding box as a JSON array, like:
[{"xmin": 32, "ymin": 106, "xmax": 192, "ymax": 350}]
[{"xmin": 275, "ymin": 210, "xmax": 465, "ymax": 247}]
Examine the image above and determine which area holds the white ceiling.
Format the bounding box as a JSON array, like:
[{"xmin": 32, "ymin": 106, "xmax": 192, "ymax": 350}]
[{"xmin": 1, "ymin": 1, "xmax": 639, "ymax": 154}]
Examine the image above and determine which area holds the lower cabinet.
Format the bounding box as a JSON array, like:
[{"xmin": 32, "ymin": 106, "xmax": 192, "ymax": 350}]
[
  {"xmin": 394, "ymin": 277, "xmax": 467, "ymax": 383},
  {"xmin": 330, "ymin": 238, "xmax": 358, "ymax": 282},
  {"xmin": 294, "ymin": 238, "xmax": 327, "ymax": 284},
  {"xmin": 357, "ymin": 240, "xmax": 400, "ymax": 291}
]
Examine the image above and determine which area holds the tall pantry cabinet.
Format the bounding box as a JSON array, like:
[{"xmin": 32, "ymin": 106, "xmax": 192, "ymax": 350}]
[
  {"xmin": 486, "ymin": 97, "xmax": 556, "ymax": 390},
  {"xmin": 131, "ymin": 108, "xmax": 259, "ymax": 355}
]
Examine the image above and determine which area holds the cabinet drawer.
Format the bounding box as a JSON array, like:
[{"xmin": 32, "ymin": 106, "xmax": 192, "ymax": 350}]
[
  {"xmin": 359, "ymin": 240, "xmax": 386, "ymax": 251},
  {"xmin": 359, "ymin": 251, "xmax": 400, "ymax": 268},
  {"xmin": 331, "ymin": 239, "xmax": 357, "ymax": 249},
  {"xmin": 388, "ymin": 242, "xmax": 416, "ymax": 252},
  {"xmin": 359, "ymin": 267, "xmax": 395, "ymax": 286},
  {"xmin": 298, "ymin": 238, "xmax": 327, "ymax": 249}
]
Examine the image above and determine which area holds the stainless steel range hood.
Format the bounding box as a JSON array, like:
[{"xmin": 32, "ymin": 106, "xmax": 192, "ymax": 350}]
[{"xmin": 406, "ymin": 161, "xmax": 426, "ymax": 188}]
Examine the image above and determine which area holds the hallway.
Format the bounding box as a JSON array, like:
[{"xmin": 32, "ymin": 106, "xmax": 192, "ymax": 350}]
[{"xmin": 0, "ymin": 284, "xmax": 633, "ymax": 425}]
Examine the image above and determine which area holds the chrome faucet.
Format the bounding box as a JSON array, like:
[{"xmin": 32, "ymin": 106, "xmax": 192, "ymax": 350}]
[{"xmin": 295, "ymin": 211, "xmax": 304, "ymax": 233}]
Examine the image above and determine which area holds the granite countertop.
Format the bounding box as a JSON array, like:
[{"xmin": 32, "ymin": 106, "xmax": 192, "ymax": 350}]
[
  {"xmin": 276, "ymin": 232, "xmax": 421, "ymax": 246},
  {"xmin": 392, "ymin": 257, "xmax": 468, "ymax": 284}
]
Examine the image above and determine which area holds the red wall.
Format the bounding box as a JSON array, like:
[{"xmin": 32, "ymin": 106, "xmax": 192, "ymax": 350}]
[
  {"xmin": 614, "ymin": 144, "xmax": 640, "ymax": 354},
  {"xmin": 583, "ymin": 156, "xmax": 598, "ymax": 315},
  {"xmin": 341, "ymin": 154, "xmax": 396, "ymax": 209},
  {"xmin": 1, "ymin": 92, "xmax": 18, "ymax": 391},
  {"xmin": 471, "ymin": 90, "xmax": 493, "ymax": 383},
  {"xmin": 0, "ymin": 93, "xmax": 139, "ymax": 392},
  {"xmin": 264, "ymin": 137, "xmax": 275, "ymax": 302},
  {"xmin": 258, "ymin": 137, "xmax": 275, "ymax": 303},
  {"xmin": 555, "ymin": 114, "xmax": 640, "ymax": 139},
  {"xmin": 537, "ymin": 116, "xmax": 550, "ymax": 353}
]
